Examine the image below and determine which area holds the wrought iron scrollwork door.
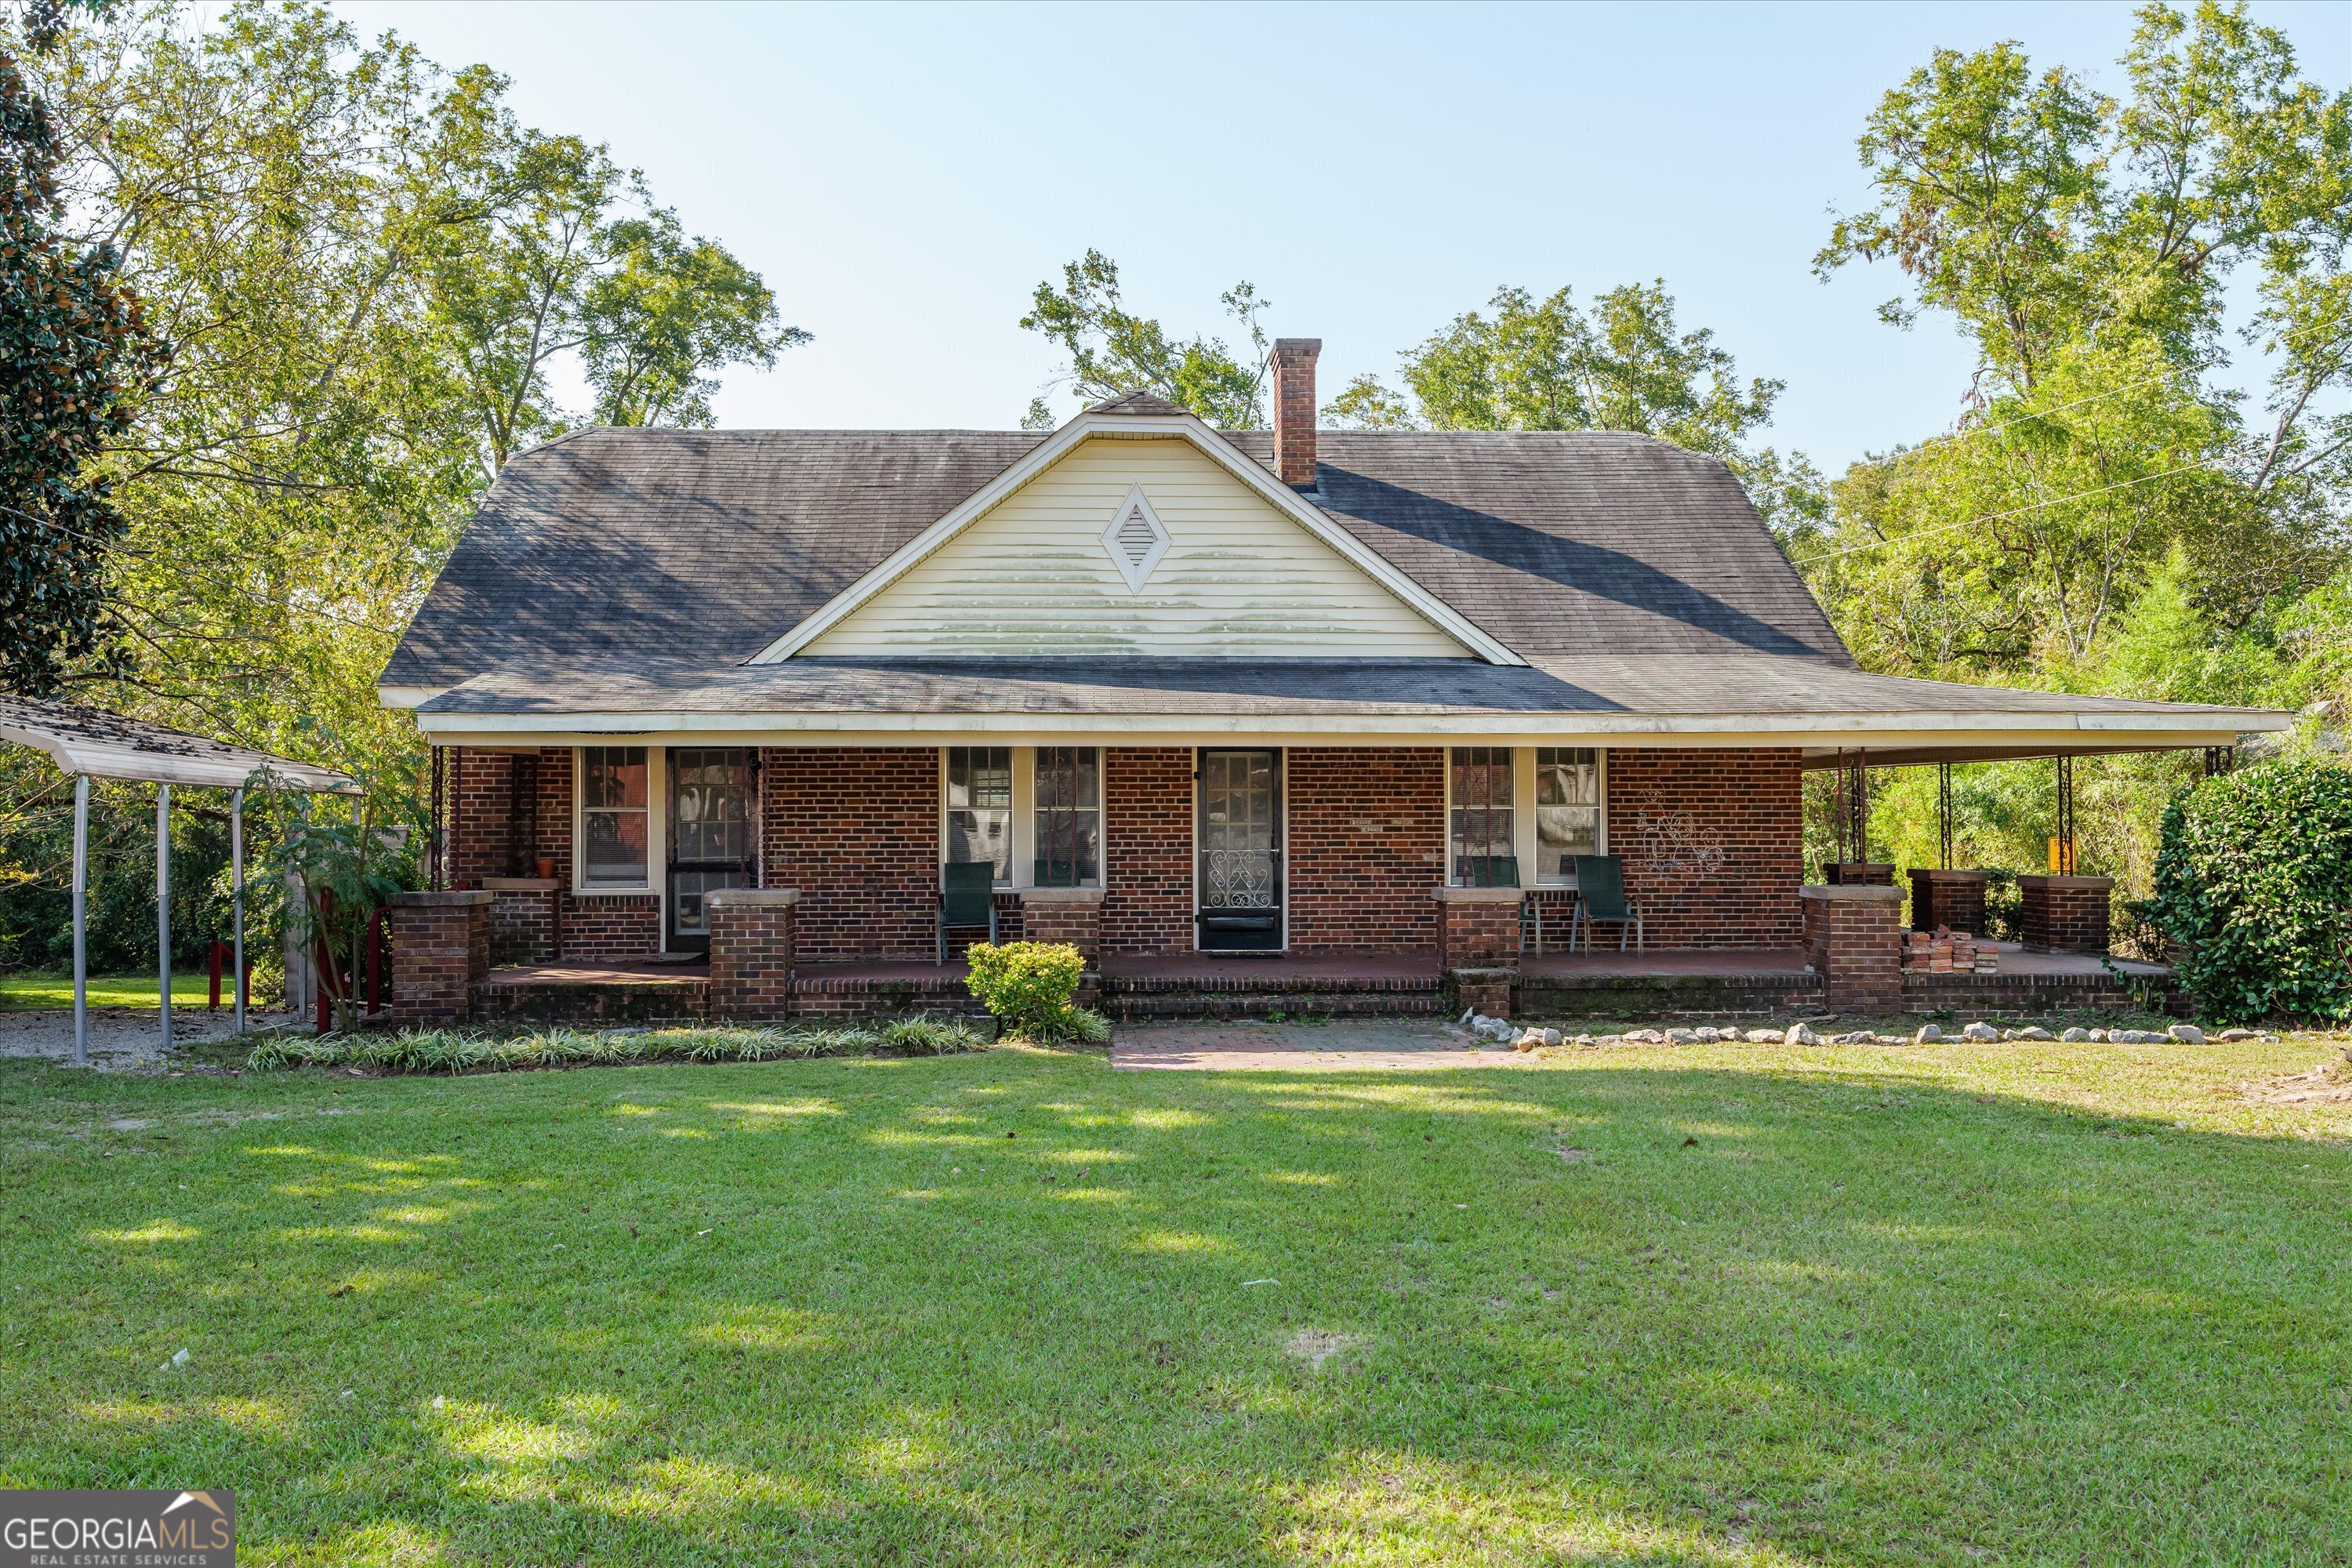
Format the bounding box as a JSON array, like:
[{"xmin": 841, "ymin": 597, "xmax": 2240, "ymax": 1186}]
[{"xmin": 1197, "ymin": 749, "xmax": 1281, "ymax": 951}]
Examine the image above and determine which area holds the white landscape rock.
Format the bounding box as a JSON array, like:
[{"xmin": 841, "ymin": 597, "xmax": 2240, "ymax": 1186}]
[
  {"xmin": 1665, "ymin": 1028, "xmax": 1699, "ymax": 1045},
  {"xmin": 2217, "ymin": 1028, "xmax": 2256, "ymax": 1042},
  {"xmin": 1961, "ymin": 1022, "xmax": 2001, "ymax": 1042},
  {"xmin": 2060, "ymin": 1027, "xmax": 2089, "ymax": 1042},
  {"xmin": 1743, "ymin": 1029, "xmax": 1783, "ymax": 1044},
  {"xmin": 1912, "ymin": 1025, "xmax": 1943, "ymax": 1044},
  {"xmin": 1784, "ymin": 1023, "xmax": 1821, "ymax": 1047},
  {"xmin": 2167, "ymin": 1024, "xmax": 2205, "ymax": 1044},
  {"xmin": 2013, "ymin": 1027, "xmax": 2053, "ymax": 1041},
  {"xmin": 1542, "ymin": 1029, "xmax": 1563, "ymax": 1048}
]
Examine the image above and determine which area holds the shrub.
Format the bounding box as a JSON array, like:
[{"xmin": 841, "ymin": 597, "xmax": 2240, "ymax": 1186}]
[
  {"xmin": 2143, "ymin": 760, "xmax": 2352, "ymax": 1025},
  {"xmin": 246, "ymin": 1016, "xmax": 988, "ymax": 1074},
  {"xmin": 963, "ymin": 941, "xmax": 1086, "ymax": 1039}
]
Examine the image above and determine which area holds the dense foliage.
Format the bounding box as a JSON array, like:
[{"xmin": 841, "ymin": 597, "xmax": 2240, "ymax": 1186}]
[
  {"xmin": 963, "ymin": 941, "xmax": 1087, "ymax": 1040},
  {"xmin": 0, "ymin": 49, "xmax": 159, "ymax": 695},
  {"xmin": 1018, "ymin": 249, "xmax": 1271, "ymax": 428},
  {"xmin": 248, "ymin": 1016, "xmax": 989, "ymax": 1073},
  {"xmin": 2143, "ymin": 760, "xmax": 2352, "ymax": 1024}
]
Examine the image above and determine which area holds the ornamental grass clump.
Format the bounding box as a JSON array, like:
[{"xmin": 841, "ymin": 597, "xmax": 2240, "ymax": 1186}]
[
  {"xmin": 963, "ymin": 941, "xmax": 1105, "ymax": 1041},
  {"xmin": 248, "ymin": 1015, "xmax": 986, "ymax": 1074},
  {"xmin": 2143, "ymin": 760, "xmax": 2352, "ymax": 1026}
]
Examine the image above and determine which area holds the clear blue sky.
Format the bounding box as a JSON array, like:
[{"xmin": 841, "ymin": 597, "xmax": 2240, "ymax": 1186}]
[{"xmin": 333, "ymin": 1, "xmax": 2349, "ymax": 474}]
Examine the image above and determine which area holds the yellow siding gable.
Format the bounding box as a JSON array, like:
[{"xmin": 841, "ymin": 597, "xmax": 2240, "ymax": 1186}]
[{"xmin": 802, "ymin": 434, "xmax": 1472, "ymax": 658}]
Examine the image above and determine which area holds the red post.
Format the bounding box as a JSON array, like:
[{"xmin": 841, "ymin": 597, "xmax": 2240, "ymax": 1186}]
[{"xmin": 209, "ymin": 940, "xmax": 223, "ymax": 1011}]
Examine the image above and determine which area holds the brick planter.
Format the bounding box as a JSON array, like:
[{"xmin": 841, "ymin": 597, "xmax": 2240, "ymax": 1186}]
[
  {"xmin": 1800, "ymin": 884, "xmax": 1904, "ymax": 1014},
  {"xmin": 706, "ymin": 888, "xmax": 798, "ymax": 1023},
  {"xmin": 387, "ymin": 890, "xmax": 492, "ymax": 1027},
  {"xmin": 1018, "ymin": 887, "xmax": 1103, "ymax": 960},
  {"xmin": 2018, "ymin": 875, "xmax": 2113, "ymax": 955},
  {"xmin": 483, "ymin": 877, "xmax": 561, "ymax": 965},
  {"xmin": 1907, "ymin": 868, "xmax": 1989, "ymax": 936}
]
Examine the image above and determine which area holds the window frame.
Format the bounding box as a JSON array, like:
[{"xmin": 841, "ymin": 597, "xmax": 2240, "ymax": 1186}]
[
  {"xmin": 1444, "ymin": 746, "xmax": 1609, "ymax": 887},
  {"xmin": 941, "ymin": 745, "xmax": 1017, "ymax": 888},
  {"xmin": 937, "ymin": 746, "xmax": 1106, "ymax": 891},
  {"xmin": 572, "ymin": 744, "xmax": 664, "ymax": 896}
]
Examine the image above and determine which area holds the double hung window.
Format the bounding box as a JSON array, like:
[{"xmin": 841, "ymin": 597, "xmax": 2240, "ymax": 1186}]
[
  {"xmin": 1449, "ymin": 747, "xmax": 1515, "ymax": 885},
  {"xmin": 1033, "ymin": 746, "xmax": 1101, "ymax": 887},
  {"xmin": 1534, "ymin": 747, "xmax": 1602, "ymax": 882},
  {"xmin": 579, "ymin": 746, "xmax": 650, "ymax": 887},
  {"xmin": 945, "ymin": 747, "xmax": 1013, "ymax": 884}
]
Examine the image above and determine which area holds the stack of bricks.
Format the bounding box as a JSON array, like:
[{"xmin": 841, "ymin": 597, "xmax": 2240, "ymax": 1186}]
[
  {"xmin": 1900, "ymin": 926, "xmax": 1997, "ymax": 975},
  {"xmin": 387, "ymin": 890, "xmax": 492, "ymax": 1026},
  {"xmin": 706, "ymin": 888, "xmax": 797, "ymax": 1023}
]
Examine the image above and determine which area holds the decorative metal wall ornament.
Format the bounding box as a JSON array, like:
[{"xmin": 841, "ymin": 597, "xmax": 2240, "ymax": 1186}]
[
  {"xmin": 1099, "ymin": 484, "xmax": 1171, "ymax": 591},
  {"xmin": 1636, "ymin": 811, "xmax": 1727, "ymax": 877}
]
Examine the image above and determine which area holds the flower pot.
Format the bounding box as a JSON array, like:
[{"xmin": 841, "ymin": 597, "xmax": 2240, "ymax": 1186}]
[{"xmin": 535, "ymin": 857, "xmax": 555, "ymax": 880}]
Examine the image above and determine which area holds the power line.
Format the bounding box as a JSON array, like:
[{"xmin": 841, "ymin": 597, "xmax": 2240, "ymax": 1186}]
[{"xmin": 1795, "ymin": 460, "xmax": 2211, "ymax": 566}]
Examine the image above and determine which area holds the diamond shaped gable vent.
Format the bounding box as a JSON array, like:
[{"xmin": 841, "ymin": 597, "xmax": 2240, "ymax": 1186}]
[{"xmin": 1099, "ymin": 484, "xmax": 1170, "ymax": 591}]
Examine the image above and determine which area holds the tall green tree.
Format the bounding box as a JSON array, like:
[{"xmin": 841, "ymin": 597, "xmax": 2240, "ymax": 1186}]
[
  {"xmin": 0, "ymin": 45, "xmax": 158, "ymax": 695},
  {"xmin": 1019, "ymin": 249, "xmax": 1270, "ymax": 427},
  {"xmin": 1330, "ymin": 282, "xmax": 1827, "ymax": 534}
]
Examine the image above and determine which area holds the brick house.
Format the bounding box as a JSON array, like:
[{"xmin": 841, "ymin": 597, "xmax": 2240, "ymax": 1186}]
[{"xmin": 377, "ymin": 341, "xmax": 2281, "ymax": 1023}]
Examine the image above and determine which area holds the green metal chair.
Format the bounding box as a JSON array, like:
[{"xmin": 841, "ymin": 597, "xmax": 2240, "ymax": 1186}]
[
  {"xmin": 1568, "ymin": 855, "xmax": 1643, "ymax": 952},
  {"xmin": 937, "ymin": 862, "xmax": 999, "ymax": 964}
]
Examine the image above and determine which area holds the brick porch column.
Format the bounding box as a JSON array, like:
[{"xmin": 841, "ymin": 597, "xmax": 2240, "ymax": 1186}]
[
  {"xmin": 1908, "ymin": 868, "xmax": 1989, "ymax": 935},
  {"xmin": 1436, "ymin": 886, "xmax": 1521, "ymax": 1016},
  {"xmin": 388, "ymin": 890, "xmax": 492, "ymax": 1027},
  {"xmin": 706, "ymin": 888, "xmax": 797, "ymax": 1023},
  {"xmin": 1017, "ymin": 887, "xmax": 1103, "ymax": 960},
  {"xmin": 2018, "ymin": 875, "xmax": 2113, "ymax": 954},
  {"xmin": 1801, "ymin": 884, "xmax": 1903, "ymax": 1014}
]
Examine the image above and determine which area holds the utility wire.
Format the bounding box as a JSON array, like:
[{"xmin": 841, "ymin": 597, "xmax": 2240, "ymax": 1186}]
[{"xmin": 1795, "ymin": 460, "xmax": 2210, "ymax": 566}]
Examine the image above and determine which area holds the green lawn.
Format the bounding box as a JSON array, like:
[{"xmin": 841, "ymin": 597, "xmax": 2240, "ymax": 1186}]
[
  {"xmin": 2, "ymin": 1038, "xmax": 2347, "ymax": 1565},
  {"xmin": 0, "ymin": 971, "xmax": 231, "ymax": 1011}
]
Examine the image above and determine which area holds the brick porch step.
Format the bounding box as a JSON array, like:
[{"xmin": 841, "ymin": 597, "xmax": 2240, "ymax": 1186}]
[
  {"xmin": 479, "ymin": 963, "xmax": 708, "ymax": 1026},
  {"xmin": 1098, "ymin": 956, "xmax": 1446, "ymax": 1022}
]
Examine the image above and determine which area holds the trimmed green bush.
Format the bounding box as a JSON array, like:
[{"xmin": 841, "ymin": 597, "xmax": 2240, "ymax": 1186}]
[
  {"xmin": 2143, "ymin": 760, "xmax": 2352, "ymax": 1025},
  {"xmin": 248, "ymin": 1015, "xmax": 987, "ymax": 1075},
  {"xmin": 963, "ymin": 941, "xmax": 1086, "ymax": 1039}
]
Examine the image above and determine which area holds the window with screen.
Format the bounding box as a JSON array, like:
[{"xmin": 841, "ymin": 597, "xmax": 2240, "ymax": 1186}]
[
  {"xmin": 1033, "ymin": 746, "xmax": 1101, "ymax": 886},
  {"xmin": 1534, "ymin": 747, "xmax": 1602, "ymax": 882},
  {"xmin": 579, "ymin": 746, "xmax": 649, "ymax": 887},
  {"xmin": 1449, "ymin": 746, "xmax": 1515, "ymax": 886},
  {"xmin": 945, "ymin": 746, "xmax": 1013, "ymax": 884}
]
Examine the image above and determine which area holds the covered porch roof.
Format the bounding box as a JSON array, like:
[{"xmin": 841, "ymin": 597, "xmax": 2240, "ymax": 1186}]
[{"xmin": 394, "ymin": 653, "xmax": 2287, "ymax": 762}]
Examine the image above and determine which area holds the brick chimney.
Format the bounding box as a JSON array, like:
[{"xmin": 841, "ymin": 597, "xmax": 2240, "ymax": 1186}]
[{"xmin": 1270, "ymin": 337, "xmax": 1321, "ymax": 488}]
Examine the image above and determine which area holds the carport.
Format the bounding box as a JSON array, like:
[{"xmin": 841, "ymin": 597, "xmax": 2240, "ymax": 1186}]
[{"xmin": 0, "ymin": 695, "xmax": 357, "ymax": 1064}]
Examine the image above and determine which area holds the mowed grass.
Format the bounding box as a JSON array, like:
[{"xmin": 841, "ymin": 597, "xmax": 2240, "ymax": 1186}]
[
  {"xmin": 2, "ymin": 1039, "xmax": 2348, "ymax": 1566},
  {"xmin": 0, "ymin": 971, "xmax": 225, "ymax": 1011}
]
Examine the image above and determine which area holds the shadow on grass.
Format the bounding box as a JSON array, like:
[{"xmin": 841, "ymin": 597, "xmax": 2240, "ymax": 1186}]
[{"xmin": 2, "ymin": 1051, "xmax": 2346, "ymax": 1564}]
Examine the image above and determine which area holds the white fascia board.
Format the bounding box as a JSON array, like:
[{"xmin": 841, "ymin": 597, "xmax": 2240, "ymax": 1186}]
[
  {"xmin": 376, "ymin": 685, "xmax": 446, "ymax": 710},
  {"xmin": 746, "ymin": 412, "xmax": 1524, "ymax": 666},
  {"xmin": 413, "ymin": 708, "xmax": 2278, "ymax": 748}
]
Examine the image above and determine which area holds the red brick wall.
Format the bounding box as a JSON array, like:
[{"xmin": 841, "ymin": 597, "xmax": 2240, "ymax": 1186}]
[
  {"xmin": 1287, "ymin": 747, "xmax": 1442, "ymax": 952},
  {"xmin": 2020, "ymin": 876, "xmax": 2113, "ymax": 955},
  {"xmin": 706, "ymin": 891, "xmax": 796, "ymax": 1022},
  {"xmin": 564, "ymin": 895, "xmax": 660, "ymax": 962},
  {"xmin": 388, "ymin": 891, "xmax": 490, "ymax": 1025},
  {"xmin": 764, "ymin": 746, "xmax": 937, "ymax": 962},
  {"xmin": 1437, "ymin": 891, "xmax": 1522, "ymax": 971},
  {"xmin": 1102, "ymin": 747, "xmax": 1195, "ymax": 955},
  {"xmin": 1802, "ymin": 887, "xmax": 1903, "ymax": 1013},
  {"xmin": 1606, "ymin": 748, "xmax": 1802, "ymax": 948},
  {"xmin": 451, "ymin": 749, "xmax": 512, "ymax": 886}
]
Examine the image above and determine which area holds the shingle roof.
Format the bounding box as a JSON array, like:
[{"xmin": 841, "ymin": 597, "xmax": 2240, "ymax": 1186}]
[{"xmin": 380, "ymin": 422, "xmax": 1847, "ymax": 689}]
